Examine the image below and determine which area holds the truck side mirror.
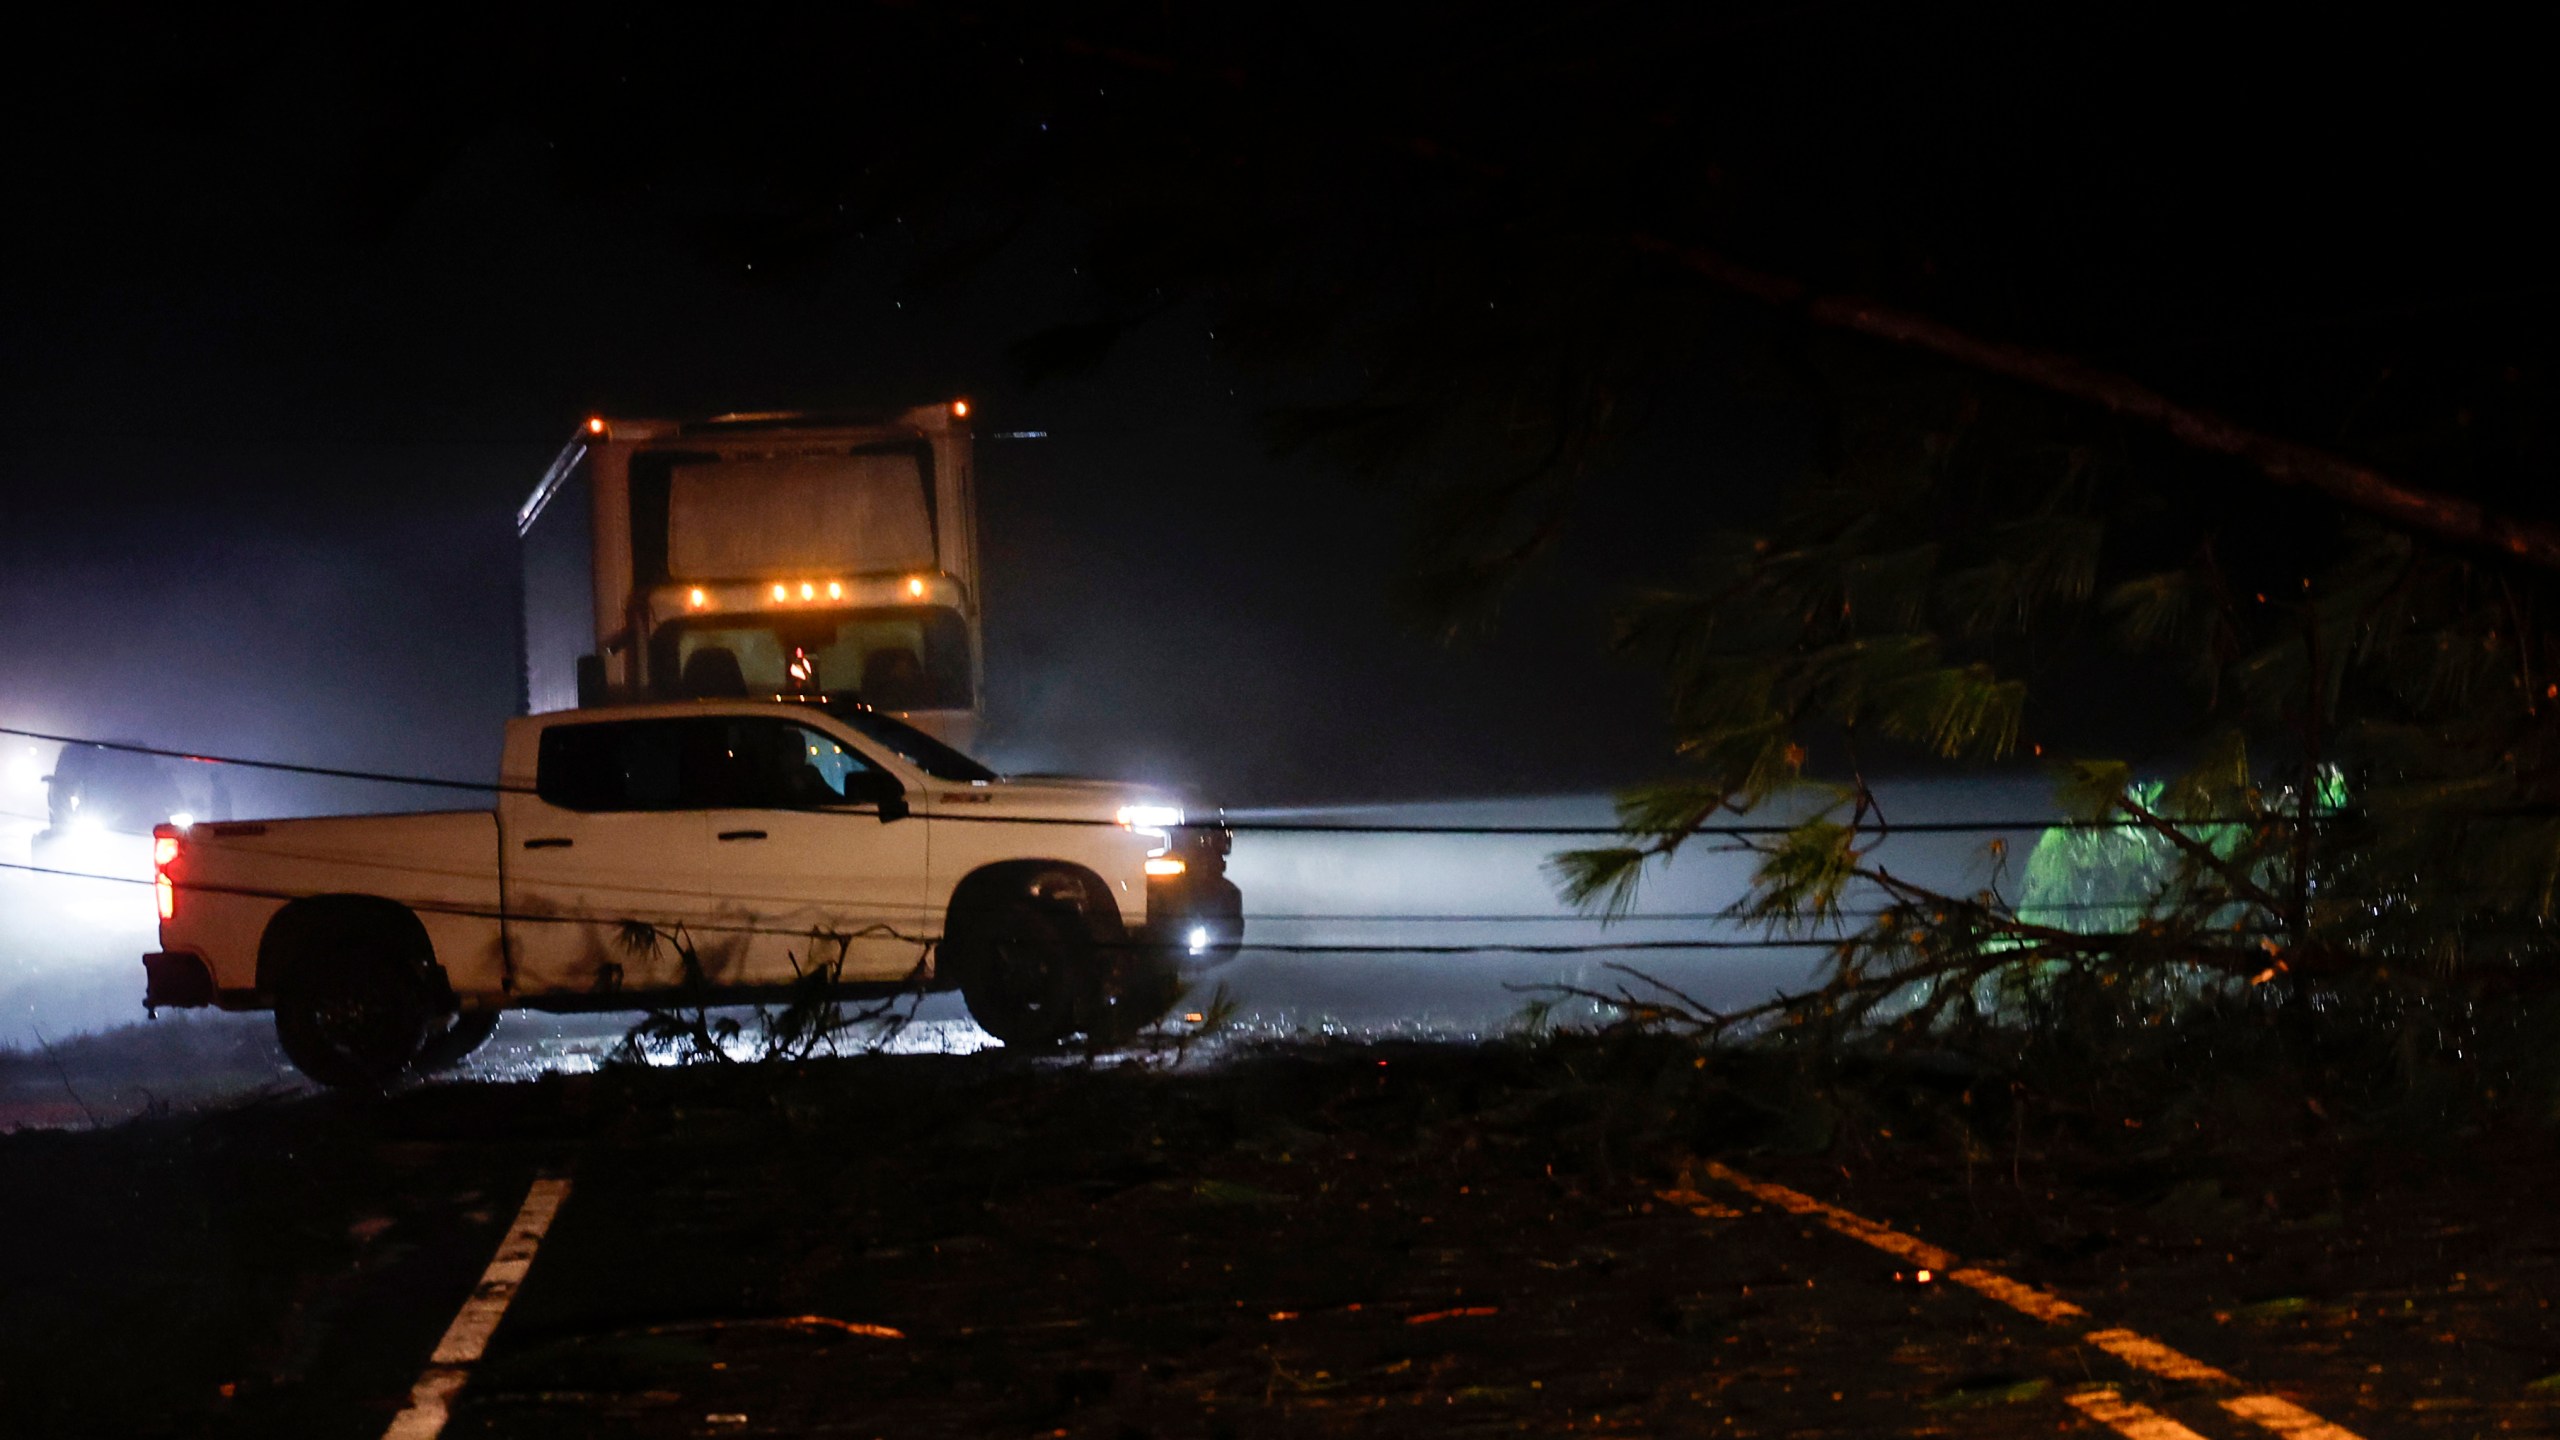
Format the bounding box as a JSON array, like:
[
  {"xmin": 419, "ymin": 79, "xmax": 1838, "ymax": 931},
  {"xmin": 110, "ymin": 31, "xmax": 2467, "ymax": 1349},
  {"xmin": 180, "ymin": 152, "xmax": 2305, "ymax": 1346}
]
[{"xmin": 851, "ymin": 768, "xmax": 909, "ymax": 822}]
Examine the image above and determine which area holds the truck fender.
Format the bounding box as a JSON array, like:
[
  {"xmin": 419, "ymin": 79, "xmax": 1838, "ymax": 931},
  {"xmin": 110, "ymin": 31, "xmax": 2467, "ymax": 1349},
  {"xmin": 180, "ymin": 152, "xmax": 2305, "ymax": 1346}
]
[
  {"xmin": 944, "ymin": 861, "xmax": 1127, "ymax": 945},
  {"xmin": 256, "ymin": 894, "xmax": 454, "ymax": 1007}
]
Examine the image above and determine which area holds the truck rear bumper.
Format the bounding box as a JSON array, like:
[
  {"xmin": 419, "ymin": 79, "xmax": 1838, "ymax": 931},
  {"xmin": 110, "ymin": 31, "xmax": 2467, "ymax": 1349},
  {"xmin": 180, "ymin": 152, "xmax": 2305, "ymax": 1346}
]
[{"xmin": 142, "ymin": 950, "xmax": 217, "ymax": 1011}]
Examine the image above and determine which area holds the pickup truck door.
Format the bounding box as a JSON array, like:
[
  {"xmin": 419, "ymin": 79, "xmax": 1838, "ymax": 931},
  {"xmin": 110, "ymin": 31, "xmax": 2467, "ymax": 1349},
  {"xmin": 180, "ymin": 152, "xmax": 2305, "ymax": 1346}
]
[
  {"xmin": 692, "ymin": 716, "xmax": 934, "ymax": 985},
  {"xmin": 499, "ymin": 717, "xmax": 720, "ymax": 997}
]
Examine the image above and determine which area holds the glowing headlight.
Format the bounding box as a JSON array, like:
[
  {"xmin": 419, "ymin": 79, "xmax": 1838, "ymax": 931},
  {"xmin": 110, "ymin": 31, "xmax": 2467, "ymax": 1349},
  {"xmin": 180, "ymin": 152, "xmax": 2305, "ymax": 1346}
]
[
  {"xmin": 1187, "ymin": 925, "xmax": 1210, "ymax": 955},
  {"xmin": 1116, "ymin": 804, "xmax": 1184, "ymax": 832},
  {"xmin": 1144, "ymin": 856, "xmax": 1187, "ymax": 878}
]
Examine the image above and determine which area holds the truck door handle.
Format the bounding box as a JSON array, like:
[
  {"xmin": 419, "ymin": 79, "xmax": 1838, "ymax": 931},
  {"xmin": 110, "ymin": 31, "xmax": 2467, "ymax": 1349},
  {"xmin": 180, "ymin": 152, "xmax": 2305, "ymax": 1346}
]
[
  {"xmin": 522, "ymin": 837, "xmax": 573, "ymax": 850},
  {"xmin": 717, "ymin": 829, "xmax": 768, "ymax": 842}
]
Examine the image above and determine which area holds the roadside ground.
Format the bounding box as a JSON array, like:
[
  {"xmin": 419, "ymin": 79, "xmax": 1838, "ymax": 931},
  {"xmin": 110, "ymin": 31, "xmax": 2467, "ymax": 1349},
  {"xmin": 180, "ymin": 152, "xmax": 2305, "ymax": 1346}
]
[{"xmin": 4, "ymin": 1039, "xmax": 2556, "ymax": 1437}]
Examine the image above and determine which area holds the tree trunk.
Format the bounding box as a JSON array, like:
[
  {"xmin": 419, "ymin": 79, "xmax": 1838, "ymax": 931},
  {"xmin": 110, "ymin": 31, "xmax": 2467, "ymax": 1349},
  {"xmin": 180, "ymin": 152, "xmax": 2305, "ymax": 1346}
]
[{"xmin": 1634, "ymin": 234, "xmax": 2560, "ymax": 573}]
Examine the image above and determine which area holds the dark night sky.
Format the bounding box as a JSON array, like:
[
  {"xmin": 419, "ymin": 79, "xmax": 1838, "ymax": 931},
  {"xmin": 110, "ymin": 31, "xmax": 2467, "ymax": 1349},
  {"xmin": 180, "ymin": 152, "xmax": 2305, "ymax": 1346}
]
[{"xmin": 2, "ymin": 5, "xmax": 2547, "ymax": 810}]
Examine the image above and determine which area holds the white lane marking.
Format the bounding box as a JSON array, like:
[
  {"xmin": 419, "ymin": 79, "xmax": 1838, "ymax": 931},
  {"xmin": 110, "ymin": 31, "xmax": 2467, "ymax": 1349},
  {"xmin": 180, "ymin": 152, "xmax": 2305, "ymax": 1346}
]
[
  {"xmin": 381, "ymin": 1371, "xmax": 467, "ymax": 1440},
  {"xmin": 1949, "ymin": 1265, "xmax": 2088, "ymax": 1324},
  {"xmin": 2085, "ymin": 1328, "xmax": 2237, "ymax": 1386},
  {"xmin": 2068, "ymin": 1386, "xmax": 2215, "ymax": 1440},
  {"xmin": 381, "ymin": 1173, "xmax": 574, "ymax": 1440},
  {"xmin": 2218, "ymin": 1393, "xmax": 2367, "ymax": 1440},
  {"xmin": 1698, "ymin": 1163, "xmax": 2369, "ymax": 1440}
]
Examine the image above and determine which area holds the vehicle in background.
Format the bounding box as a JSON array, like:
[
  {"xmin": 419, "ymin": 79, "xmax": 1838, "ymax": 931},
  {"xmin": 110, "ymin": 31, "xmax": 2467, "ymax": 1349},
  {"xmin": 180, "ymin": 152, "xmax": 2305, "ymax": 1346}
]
[
  {"xmin": 141, "ymin": 699, "xmax": 1243, "ymax": 1087},
  {"xmin": 519, "ymin": 403, "xmax": 986, "ymax": 749},
  {"xmin": 27, "ymin": 741, "xmax": 230, "ymax": 881}
]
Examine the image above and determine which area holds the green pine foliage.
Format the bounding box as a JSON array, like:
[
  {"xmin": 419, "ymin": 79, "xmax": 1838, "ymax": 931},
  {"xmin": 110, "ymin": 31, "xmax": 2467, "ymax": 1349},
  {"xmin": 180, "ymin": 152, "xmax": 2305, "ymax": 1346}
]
[{"xmin": 1556, "ymin": 385, "xmax": 2560, "ymax": 1050}]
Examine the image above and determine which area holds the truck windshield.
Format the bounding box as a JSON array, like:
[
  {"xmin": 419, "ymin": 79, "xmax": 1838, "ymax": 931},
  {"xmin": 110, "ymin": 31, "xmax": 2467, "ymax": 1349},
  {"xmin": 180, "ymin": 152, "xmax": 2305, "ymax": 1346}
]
[
  {"xmin": 826, "ymin": 705, "xmax": 999, "ymax": 783},
  {"xmin": 653, "ymin": 607, "xmax": 973, "ymax": 711}
]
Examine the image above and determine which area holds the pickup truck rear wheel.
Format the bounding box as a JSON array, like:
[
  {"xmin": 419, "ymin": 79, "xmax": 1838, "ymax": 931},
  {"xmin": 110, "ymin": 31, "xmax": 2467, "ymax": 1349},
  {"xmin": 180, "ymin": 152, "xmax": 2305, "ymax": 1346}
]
[
  {"xmin": 948, "ymin": 895, "xmax": 1085, "ymax": 1048},
  {"xmin": 415, "ymin": 1010, "xmax": 501, "ymax": 1072},
  {"xmin": 272, "ymin": 935, "xmax": 436, "ymax": 1089}
]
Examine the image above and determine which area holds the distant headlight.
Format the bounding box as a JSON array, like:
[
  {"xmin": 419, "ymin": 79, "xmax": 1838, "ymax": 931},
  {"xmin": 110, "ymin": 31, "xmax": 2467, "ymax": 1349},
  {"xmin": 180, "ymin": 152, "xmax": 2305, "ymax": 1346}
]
[{"xmin": 1116, "ymin": 804, "xmax": 1184, "ymax": 831}]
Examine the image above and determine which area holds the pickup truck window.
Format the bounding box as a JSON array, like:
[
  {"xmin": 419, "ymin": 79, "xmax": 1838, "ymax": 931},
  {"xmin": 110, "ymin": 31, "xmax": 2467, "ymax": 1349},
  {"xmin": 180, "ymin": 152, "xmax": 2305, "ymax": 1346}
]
[
  {"xmin": 536, "ymin": 719, "xmax": 690, "ymax": 811},
  {"xmin": 538, "ymin": 716, "xmax": 894, "ymax": 812},
  {"xmin": 698, "ymin": 718, "xmax": 889, "ymax": 809}
]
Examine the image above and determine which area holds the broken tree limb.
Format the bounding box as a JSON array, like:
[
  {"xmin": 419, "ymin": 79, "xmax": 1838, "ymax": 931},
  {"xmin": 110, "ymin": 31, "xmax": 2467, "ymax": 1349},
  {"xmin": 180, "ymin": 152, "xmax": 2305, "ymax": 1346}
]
[{"xmin": 1631, "ymin": 233, "xmax": 2560, "ymax": 572}]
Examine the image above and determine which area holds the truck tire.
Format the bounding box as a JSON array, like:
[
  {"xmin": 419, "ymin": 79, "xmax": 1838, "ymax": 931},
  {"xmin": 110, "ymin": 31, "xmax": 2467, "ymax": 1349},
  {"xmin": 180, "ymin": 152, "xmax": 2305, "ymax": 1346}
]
[
  {"xmin": 948, "ymin": 894, "xmax": 1086, "ymax": 1049},
  {"xmin": 271, "ymin": 917, "xmax": 437, "ymax": 1090},
  {"xmin": 1077, "ymin": 933, "xmax": 1182, "ymax": 1047},
  {"xmin": 416, "ymin": 1010, "xmax": 501, "ymax": 1072}
]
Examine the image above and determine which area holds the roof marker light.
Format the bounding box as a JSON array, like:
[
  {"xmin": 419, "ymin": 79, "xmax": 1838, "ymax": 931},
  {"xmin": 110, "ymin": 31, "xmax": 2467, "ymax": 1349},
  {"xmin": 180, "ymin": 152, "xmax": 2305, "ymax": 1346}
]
[
  {"xmin": 951, "ymin": 399, "xmax": 970, "ymax": 418},
  {"xmin": 772, "ymin": 583, "xmax": 789, "ymax": 602},
  {"xmin": 586, "ymin": 417, "xmax": 607, "ymax": 435},
  {"xmin": 688, "ymin": 587, "xmax": 708, "ymax": 608},
  {"xmin": 906, "ymin": 576, "xmax": 927, "ymax": 598},
  {"xmin": 826, "ymin": 581, "xmax": 843, "ymax": 600},
  {"xmin": 800, "ymin": 581, "xmax": 816, "ymax": 600}
]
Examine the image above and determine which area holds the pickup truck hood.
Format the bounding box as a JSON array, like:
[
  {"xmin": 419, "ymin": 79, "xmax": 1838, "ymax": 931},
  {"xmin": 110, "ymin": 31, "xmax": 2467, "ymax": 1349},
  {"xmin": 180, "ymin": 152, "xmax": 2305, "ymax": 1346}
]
[{"xmin": 923, "ymin": 775, "xmax": 1168, "ymax": 824}]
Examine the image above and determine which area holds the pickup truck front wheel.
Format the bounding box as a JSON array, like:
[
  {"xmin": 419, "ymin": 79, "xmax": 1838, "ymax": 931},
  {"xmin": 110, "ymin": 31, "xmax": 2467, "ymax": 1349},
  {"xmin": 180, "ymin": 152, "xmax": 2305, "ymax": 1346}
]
[
  {"xmin": 948, "ymin": 894, "xmax": 1085, "ymax": 1048},
  {"xmin": 273, "ymin": 936, "xmax": 436, "ymax": 1090}
]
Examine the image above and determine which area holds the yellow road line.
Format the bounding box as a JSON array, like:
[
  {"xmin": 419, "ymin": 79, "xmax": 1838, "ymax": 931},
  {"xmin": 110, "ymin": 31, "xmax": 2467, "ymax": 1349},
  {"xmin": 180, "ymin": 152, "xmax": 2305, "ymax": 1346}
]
[
  {"xmin": 382, "ymin": 1173, "xmax": 574, "ymax": 1440},
  {"xmin": 1704, "ymin": 1162, "xmax": 1958, "ymax": 1271},
  {"xmin": 1699, "ymin": 1162, "xmax": 2368, "ymax": 1440},
  {"xmin": 2067, "ymin": 1386, "xmax": 2216, "ymax": 1440}
]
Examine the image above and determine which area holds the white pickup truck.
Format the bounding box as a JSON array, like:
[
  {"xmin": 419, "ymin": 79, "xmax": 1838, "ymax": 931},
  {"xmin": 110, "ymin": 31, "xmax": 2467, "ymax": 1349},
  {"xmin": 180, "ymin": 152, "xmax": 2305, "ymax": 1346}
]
[{"xmin": 140, "ymin": 700, "xmax": 1242, "ymax": 1086}]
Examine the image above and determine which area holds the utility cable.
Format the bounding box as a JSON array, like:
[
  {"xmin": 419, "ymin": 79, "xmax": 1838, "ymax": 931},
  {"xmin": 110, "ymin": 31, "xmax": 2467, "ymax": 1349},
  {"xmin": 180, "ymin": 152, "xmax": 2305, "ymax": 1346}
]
[{"xmin": 0, "ymin": 722, "xmax": 2387, "ymax": 837}]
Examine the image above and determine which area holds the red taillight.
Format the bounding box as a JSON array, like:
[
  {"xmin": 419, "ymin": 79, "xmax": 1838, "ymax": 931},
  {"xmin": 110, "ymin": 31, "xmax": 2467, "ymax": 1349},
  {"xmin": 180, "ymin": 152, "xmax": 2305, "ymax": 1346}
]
[{"xmin": 153, "ymin": 829, "xmax": 181, "ymax": 921}]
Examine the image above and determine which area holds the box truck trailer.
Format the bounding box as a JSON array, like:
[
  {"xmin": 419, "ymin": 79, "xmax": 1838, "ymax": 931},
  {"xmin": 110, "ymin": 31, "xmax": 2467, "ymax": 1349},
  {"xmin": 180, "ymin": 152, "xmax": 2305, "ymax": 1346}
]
[{"xmin": 519, "ymin": 401, "xmax": 985, "ymax": 749}]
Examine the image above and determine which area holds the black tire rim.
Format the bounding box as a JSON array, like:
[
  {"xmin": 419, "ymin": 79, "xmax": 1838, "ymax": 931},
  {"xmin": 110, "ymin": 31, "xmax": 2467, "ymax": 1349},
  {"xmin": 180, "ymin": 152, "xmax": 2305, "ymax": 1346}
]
[
  {"xmin": 299, "ymin": 969, "xmax": 423, "ymax": 1077},
  {"xmin": 985, "ymin": 935, "xmax": 1070, "ymax": 1027}
]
